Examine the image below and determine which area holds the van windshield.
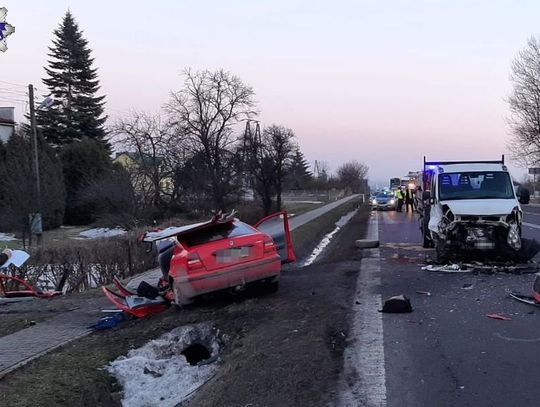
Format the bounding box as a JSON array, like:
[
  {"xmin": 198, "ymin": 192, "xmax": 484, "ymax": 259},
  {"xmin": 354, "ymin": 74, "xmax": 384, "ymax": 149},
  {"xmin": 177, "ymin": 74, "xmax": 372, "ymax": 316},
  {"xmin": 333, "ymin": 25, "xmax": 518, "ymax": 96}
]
[{"xmin": 438, "ymin": 172, "xmax": 515, "ymax": 201}]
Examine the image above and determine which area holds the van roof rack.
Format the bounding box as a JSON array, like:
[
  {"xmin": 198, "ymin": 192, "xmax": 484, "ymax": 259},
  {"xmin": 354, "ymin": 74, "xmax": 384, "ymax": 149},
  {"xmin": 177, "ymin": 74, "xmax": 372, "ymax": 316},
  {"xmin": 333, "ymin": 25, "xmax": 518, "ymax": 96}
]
[{"xmin": 424, "ymin": 155, "xmax": 504, "ymax": 168}]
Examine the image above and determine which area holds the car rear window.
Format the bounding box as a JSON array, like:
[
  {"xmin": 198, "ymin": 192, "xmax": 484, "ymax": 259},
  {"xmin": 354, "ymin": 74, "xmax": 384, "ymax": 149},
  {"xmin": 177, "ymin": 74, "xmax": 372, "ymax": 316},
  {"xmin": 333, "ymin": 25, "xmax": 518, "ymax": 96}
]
[{"xmin": 180, "ymin": 221, "xmax": 256, "ymax": 247}]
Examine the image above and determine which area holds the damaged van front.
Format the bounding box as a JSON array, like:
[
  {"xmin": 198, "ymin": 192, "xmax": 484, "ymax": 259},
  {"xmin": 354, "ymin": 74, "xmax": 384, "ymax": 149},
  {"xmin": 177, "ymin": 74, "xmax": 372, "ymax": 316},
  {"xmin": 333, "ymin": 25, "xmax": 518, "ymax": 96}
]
[{"xmin": 420, "ymin": 159, "xmax": 528, "ymax": 262}]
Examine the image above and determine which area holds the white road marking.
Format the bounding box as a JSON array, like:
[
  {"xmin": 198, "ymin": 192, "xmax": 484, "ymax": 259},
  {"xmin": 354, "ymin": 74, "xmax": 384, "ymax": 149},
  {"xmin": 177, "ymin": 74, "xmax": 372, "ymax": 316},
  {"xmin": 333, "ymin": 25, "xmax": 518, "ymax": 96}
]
[
  {"xmin": 338, "ymin": 211, "xmax": 387, "ymax": 407},
  {"xmin": 523, "ymin": 222, "xmax": 540, "ymax": 230}
]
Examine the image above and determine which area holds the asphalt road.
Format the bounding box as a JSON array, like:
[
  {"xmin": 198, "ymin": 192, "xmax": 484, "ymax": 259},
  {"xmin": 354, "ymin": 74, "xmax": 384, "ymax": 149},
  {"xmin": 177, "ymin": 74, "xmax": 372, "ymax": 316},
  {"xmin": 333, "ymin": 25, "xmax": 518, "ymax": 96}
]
[
  {"xmin": 521, "ymin": 203, "xmax": 540, "ymax": 239},
  {"xmin": 365, "ymin": 209, "xmax": 540, "ymax": 407}
]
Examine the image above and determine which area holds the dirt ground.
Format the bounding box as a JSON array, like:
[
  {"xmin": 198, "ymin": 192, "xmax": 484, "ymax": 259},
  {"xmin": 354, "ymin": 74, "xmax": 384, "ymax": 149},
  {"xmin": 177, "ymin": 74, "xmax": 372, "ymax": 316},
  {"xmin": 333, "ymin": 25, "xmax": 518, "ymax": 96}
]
[
  {"xmin": 183, "ymin": 208, "xmax": 369, "ymax": 407},
  {"xmin": 0, "ymin": 203, "xmax": 369, "ymax": 407}
]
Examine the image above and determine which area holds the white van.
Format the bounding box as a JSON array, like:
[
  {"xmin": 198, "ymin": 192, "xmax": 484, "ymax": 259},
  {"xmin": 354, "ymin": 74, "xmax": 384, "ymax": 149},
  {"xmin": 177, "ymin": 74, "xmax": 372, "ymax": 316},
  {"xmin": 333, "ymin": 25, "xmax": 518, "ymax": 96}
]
[{"xmin": 419, "ymin": 157, "xmax": 527, "ymax": 262}]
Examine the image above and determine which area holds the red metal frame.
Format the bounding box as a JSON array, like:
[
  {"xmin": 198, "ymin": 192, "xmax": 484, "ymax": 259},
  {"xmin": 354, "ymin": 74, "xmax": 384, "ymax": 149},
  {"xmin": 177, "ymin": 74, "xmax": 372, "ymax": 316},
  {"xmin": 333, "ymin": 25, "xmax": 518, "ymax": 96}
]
[{"xmin": 0, "ymin": 274, "xmax": 61, "ymax": 298}]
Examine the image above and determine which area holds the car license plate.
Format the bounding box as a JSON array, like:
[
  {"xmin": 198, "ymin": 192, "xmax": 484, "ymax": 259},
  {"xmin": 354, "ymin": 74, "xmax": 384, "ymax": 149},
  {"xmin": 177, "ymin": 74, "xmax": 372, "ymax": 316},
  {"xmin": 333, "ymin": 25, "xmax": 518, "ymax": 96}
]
[{"xmin": 215, "ymin": 246, "xmax": 252, "ymax": 263}]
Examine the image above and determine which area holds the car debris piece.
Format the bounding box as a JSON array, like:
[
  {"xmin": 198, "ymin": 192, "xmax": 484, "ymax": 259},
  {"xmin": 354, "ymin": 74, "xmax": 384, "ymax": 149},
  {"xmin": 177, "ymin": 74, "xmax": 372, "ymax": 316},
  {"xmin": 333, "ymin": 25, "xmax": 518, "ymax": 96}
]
[
  {"xmin": 509, "ymin": 273, "xmax": 540, "ymax": 307},
  {"xmin": 88, "ymin": 312, "xmax": 126, "ymax": 330},
  {"xmin": 421, "ymin": 264, "xmax": 472, "ymax": 273},
  {"xmin": 463, "ymin": 261, "xmax": 539, "ymax": 274},
  {"xmin": 0, "ymin": 274, "xmax": 62, "ymax": 298},
  {"xmin": 462, "ymin": 283, "xmax": 474, "ymax": 290},
  {"xmin": 0, "ymin": 250, "xmax": 62, "ymax": 299},
  {"xmin": 416, "ymin": 290, "xmax": 432, "ymax": 296},
  {"xmin": 102, "ymin": 277, "xmax": 170, "ymax": 318},
  {"xmin": 380, "ymin": 295, "xmax": 413, "ymax": 313},
  {"xmin": 486, "ymin": 313, "xmax": 512, "ymax": 321},
  {"xmin": 534, "ymin": 273, "xmax": 540, "ymax": 303},
  {"xmin": 355, "ymin": 239, "xmax": 380, "ymax": 249},
  {"xmin": 509, "ymin": 293, "xmax": 540, "ymax": 308}
]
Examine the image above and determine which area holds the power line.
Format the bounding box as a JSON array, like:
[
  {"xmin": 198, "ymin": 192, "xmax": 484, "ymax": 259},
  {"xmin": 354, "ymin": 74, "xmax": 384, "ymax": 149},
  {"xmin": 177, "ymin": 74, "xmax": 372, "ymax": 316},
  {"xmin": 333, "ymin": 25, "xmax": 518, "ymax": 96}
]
[
  {"xmin": 0, "ymin": 97, "xmax": 27, "ymax": 104},
  {"xmin": 0, "ymin": 88, "xmax": 27, "ymax": 96},
  {"xmin": 0, "ymin": 79, "xmax": 27, "ymax": 89},
  {"xmin": 0, "ymin": 85, "xmax": 27, "ymax": 93}
]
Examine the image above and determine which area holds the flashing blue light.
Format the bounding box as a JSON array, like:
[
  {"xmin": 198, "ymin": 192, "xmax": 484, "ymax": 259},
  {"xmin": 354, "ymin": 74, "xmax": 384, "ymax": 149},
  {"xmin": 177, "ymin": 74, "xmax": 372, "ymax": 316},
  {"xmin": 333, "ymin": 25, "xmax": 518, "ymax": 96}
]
[{"xmin": 428, "ymin": 165, "xmax": 436, "ymax": 170}]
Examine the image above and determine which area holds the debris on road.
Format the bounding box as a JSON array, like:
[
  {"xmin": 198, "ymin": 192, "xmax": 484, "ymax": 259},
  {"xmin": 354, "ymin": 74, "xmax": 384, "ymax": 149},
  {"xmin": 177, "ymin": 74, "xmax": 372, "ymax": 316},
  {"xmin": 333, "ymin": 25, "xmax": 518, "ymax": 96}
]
[
  {"xmin": 422, "ymin": 264, "xmax": 472, "ymax": 273},
  {"xmin": 535, "ymin": 272, "xmax": 540, "ymax": 303},
  {"xmin": 380, "ymin": 295, "xmax": 413, "ymax": 313},
  {"xmin": 508, "ymin": 272, "xmax": 540, "ymax": 308},
  {"xmin": 462, "ymin": 283, "xmax": 474, "ymax": 290},
  {"xmin": 416, "ymin": 290, "xmax": 432, "ymax": 296},
  {"xmin": 486, "ymin": 313, "xmax": 512, "ymax": 321},
  {"xmin": 509, "ymin": 293, "xmax": 540, "ymax": 308},
  {"xmin": 422, "ymin": 262, "xmax": 539, "ymax": 274},
  {"xmin": 355, "ymin": 239, "xmax": 380, "ymax": 249}
]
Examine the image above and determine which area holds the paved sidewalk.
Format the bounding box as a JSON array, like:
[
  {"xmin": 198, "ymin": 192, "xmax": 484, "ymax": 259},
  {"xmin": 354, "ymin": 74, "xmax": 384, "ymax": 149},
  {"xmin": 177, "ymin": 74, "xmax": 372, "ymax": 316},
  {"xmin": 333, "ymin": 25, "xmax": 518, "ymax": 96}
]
[
  {"xmin": 0, "ymin": 297, "xmax": 107, "ymax": 378},
  {"xmin": 0, "ymin": 194, "xmax": 360, "ymax": 379}
]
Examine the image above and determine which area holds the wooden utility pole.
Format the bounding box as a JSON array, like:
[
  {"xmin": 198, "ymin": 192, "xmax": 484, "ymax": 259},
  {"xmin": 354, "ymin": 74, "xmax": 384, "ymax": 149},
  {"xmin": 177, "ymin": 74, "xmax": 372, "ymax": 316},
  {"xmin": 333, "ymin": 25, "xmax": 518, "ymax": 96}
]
[{"xmin": 28, "ymin": 84, "xmax": 42, "ymax": 244}]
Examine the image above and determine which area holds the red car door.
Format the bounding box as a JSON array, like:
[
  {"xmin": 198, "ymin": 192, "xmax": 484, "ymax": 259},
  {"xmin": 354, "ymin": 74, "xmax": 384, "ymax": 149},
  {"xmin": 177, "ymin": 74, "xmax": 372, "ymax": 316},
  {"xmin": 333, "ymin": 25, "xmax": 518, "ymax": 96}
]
[{"xmin": 254, "ymin": 211, "xmax": 296, "ymax": 264}]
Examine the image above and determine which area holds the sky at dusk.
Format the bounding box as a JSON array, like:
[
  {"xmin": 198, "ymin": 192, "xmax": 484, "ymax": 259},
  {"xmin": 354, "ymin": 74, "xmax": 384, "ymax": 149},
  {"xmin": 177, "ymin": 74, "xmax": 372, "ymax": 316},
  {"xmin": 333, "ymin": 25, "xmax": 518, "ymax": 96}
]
[{"xmin": 1, "ymin": 0, "xmax": 539, "ymax": 186}]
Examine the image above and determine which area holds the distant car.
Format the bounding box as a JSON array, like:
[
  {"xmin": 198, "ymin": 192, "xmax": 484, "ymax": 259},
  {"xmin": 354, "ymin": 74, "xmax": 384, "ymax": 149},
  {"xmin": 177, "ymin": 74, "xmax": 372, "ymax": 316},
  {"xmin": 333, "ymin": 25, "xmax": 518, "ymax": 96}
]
[
  {"xmin": 141, "ymin": 212, "xmax": 296, "ymax": 305},
  {"xmin": 371, "ymin": 191, "xmax": 396, "ymax": 211}
]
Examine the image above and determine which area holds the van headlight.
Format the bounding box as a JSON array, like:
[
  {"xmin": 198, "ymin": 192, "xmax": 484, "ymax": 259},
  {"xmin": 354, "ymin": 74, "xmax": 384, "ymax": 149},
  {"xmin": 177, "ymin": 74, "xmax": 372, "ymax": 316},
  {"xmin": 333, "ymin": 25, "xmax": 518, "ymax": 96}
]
[
  {"xmin": 390, "ymin": 199, "xmax": 395, "ymax": 205},
  {"xmin": 372, "ymin": 199, "xmax": 377, "ymax": 205}
]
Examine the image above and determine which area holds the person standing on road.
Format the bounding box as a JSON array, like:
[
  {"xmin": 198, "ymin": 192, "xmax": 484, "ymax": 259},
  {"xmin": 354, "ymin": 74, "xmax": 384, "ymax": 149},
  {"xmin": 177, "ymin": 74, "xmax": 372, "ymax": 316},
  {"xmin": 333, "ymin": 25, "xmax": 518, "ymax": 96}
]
[
  {"xmin": 395, "ymin": 187, "xmax": 404, "ymax": 212},
  {"xmin": 405, "ymin": 188, "xmax": 415, "ymax": 212}
]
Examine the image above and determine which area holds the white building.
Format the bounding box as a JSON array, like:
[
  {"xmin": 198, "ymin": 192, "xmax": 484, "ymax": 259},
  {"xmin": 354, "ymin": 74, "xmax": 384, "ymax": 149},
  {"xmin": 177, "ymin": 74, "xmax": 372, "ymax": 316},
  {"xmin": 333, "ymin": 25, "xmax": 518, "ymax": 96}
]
[{"xmin": 0, "ymin": 107, "xmax": 15, "ymax": 143}]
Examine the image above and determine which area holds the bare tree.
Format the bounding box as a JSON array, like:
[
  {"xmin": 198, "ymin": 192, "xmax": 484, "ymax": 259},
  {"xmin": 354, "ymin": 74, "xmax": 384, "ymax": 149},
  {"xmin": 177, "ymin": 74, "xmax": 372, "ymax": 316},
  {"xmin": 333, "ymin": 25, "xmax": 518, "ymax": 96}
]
[
  {"xmin": 508, "ymin": 36, "xmax": 540, "ymax": 167},
  {"xmin": 241, "ymin": 123, "xmax": 296, "ymax": 215},
  {"xmin": 166, "ymin": 68, "xmax": 257, "ymax": 210},
  {"xmin": 337, "ymin": 161, "xmax": 369, "ymax": 193},
  {"xmin": 263, "ymin": 125, "xmax": 296, "ymax": 211},
  {"xmin": 111, "ymin": 112, "xmax": 179, "ymax": 216}
]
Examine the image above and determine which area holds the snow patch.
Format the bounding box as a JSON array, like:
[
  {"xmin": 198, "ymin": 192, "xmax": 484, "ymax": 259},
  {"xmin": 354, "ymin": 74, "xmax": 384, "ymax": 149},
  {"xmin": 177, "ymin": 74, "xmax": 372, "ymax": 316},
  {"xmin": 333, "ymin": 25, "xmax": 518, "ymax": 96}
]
[
  {"xmin": 78, "ymin": 228, "xmax": 126, "ymax": 239},
  {"xmin": 107, "ymin": 323, "xmax": 220, "ymax": 407},
  {"xmin": 303, "ymin": 209, "xmax": 358, "ymax": 267},
  {"xmin": 0, "ymin": 232, "xmax": 17, "ymax": 241}
]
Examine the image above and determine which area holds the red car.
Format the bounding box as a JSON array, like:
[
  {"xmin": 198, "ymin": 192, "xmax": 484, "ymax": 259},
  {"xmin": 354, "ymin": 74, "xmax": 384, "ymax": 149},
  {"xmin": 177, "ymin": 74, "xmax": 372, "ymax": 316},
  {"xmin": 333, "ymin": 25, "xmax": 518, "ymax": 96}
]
[{"xmin": 141, "ymin": 211, "xmax": 295, "ymax": 305}]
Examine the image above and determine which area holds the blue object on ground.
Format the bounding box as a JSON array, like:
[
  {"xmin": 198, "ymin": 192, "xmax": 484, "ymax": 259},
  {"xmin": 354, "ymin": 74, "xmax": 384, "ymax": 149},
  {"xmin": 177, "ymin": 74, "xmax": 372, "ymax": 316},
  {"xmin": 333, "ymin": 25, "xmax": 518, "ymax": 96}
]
[{"xmin": 88, "ymin": 312, "xmax": 125, "ymax": 330}]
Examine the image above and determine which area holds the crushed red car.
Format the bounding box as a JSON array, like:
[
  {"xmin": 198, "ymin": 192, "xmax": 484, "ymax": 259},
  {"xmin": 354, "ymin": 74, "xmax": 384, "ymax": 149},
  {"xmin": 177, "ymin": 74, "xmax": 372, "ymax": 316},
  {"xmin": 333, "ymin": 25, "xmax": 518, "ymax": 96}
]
[{"xmin": 103, "ymin": 210, "xmax": 295, "ymax": 316}]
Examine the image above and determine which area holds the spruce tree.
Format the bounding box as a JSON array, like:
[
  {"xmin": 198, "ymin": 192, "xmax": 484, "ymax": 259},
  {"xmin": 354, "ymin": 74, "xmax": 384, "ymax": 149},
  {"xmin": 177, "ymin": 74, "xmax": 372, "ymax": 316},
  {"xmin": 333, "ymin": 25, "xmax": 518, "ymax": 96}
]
[
  {"xmin": 37, "ymin": 11, "xmax": 107, "ymax": 147},
  {"xmin": 287, "ymin": 149, "xmax": 313, "ymax": 190}
]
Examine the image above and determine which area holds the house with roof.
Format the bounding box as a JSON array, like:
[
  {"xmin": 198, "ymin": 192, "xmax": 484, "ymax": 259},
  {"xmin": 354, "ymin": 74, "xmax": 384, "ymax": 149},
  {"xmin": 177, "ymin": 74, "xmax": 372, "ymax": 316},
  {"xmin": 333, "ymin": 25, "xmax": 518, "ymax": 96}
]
[{"xmin": 0, "ymin": 107, "xmax": 15, "ymax": 143}]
